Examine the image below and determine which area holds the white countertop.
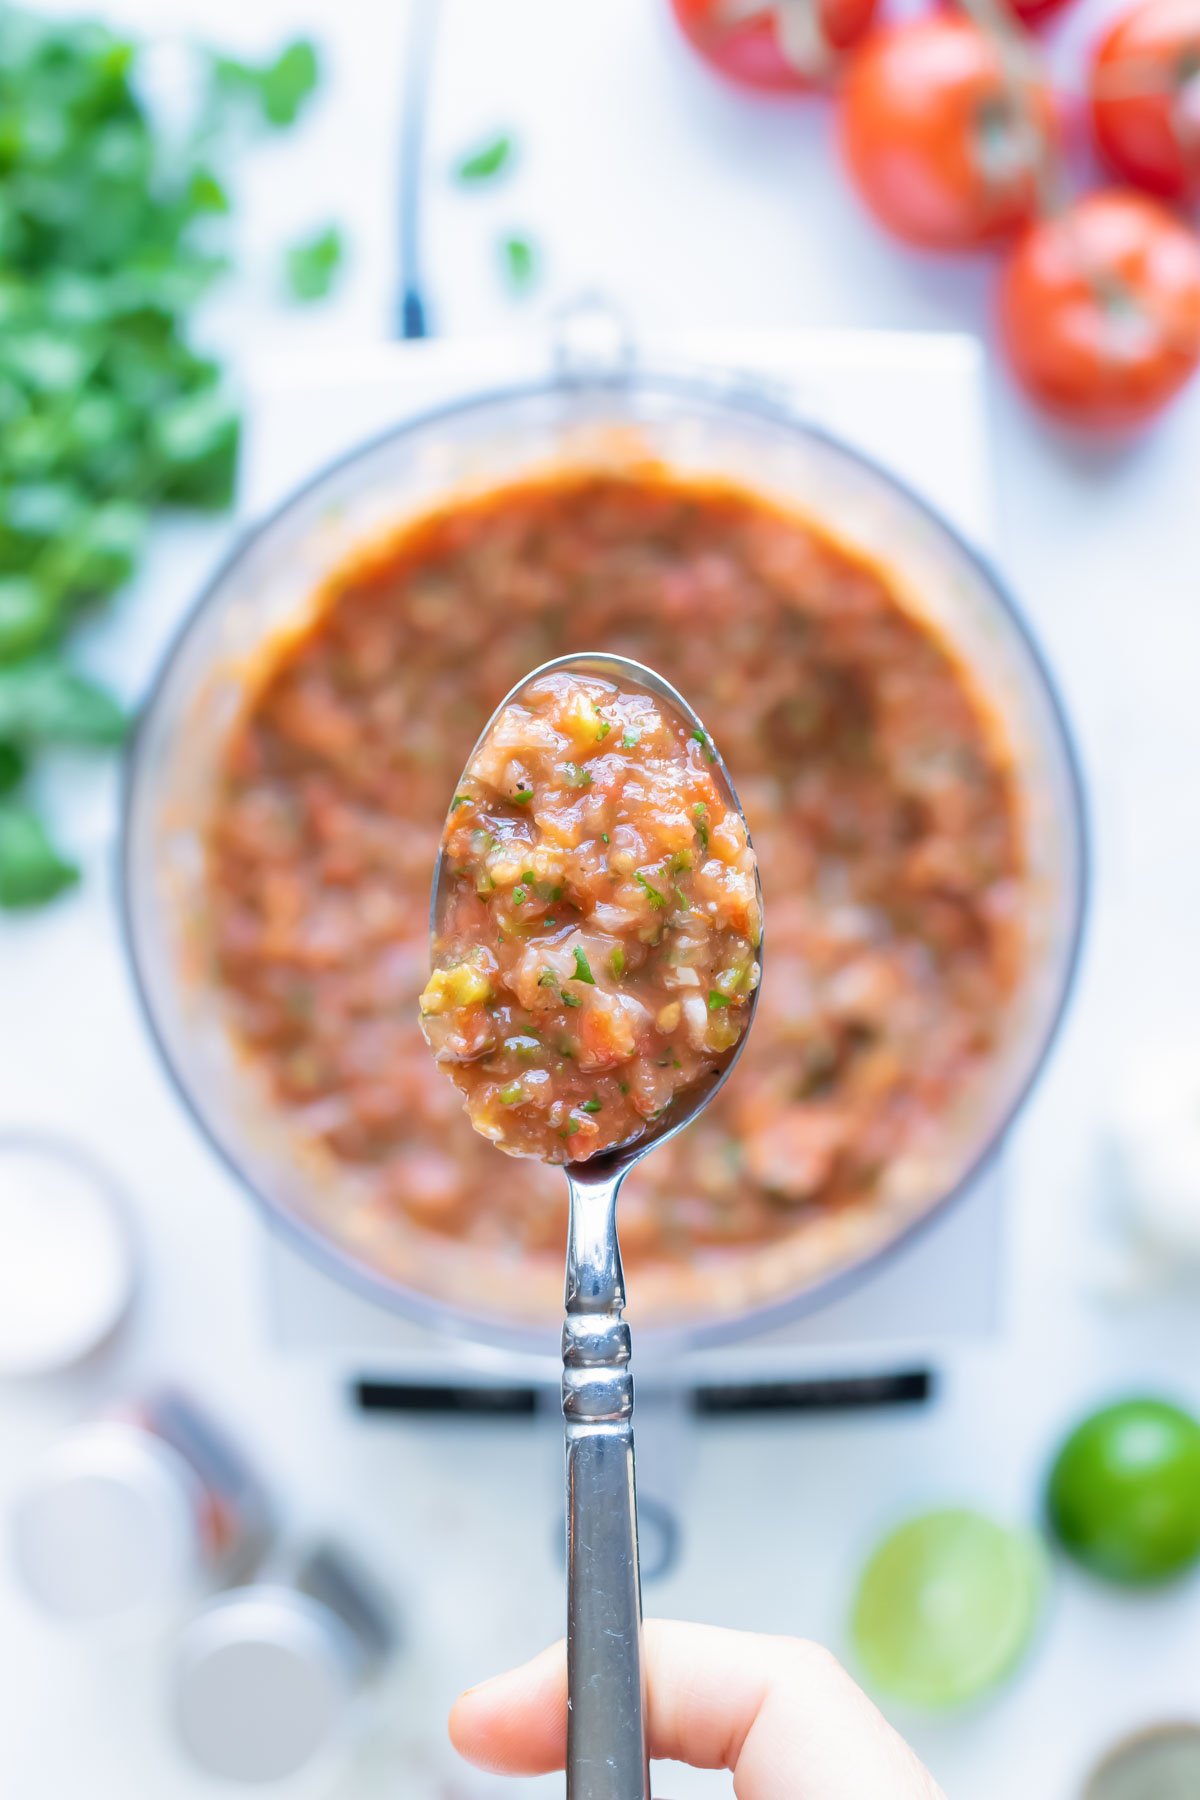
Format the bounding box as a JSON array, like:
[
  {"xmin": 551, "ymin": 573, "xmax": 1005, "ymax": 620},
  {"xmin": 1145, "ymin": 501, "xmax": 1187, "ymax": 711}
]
[{"xmin": 4, "ymin": 3, "xmax": 1200, "ymax": 1797}]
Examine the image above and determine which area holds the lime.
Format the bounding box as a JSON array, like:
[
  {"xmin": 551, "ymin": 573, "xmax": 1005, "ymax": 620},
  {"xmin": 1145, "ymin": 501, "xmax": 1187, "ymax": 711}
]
[
  {"xmin": 851, "ymin": 1508, "xmax": 1045, "ymax": 1709},
  {"xmin": 1047, "ymin": 1397, "xmax": 1200, "ymax": 1585}
]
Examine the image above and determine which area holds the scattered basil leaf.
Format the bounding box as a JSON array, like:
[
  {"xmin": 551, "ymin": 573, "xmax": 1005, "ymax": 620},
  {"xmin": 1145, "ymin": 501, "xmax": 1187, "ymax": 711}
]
[
  {"xmin": 455, "ymin": 132, "xmax": 514, "ymax": 183},
  {"xmin": 285, "ymin": 225, "xmax": 344, "ymax": 302},
  {"xmin": 500, "ymin": 233, "xmax": 537, "ymax": 295},
  {"xmin": 213, "ymin": 38, "xmax": 320, "ymax": 128}
]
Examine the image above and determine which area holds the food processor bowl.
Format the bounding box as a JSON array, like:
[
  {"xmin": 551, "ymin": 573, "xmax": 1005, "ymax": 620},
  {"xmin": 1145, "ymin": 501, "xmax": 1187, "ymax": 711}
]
[{"xmin": 122, "ymin": 361, "xmax": 1086, "ymax": 1352}]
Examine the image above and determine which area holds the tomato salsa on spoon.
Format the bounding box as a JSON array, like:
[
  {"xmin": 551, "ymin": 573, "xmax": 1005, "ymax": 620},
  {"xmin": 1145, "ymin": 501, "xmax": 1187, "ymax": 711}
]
[{"xmin": 420, "ymin": 663, "xmax": 762, "ymax": 1165}]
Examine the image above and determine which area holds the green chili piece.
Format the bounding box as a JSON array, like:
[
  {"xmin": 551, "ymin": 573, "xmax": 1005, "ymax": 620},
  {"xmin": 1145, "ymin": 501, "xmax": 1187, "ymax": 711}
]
[
  {"xmin": 498, "ymin": 1082, "xmax": 524, "ymax": 1104},
  {"xmin": 581, "ymin": 1098, "xmax": 602, "ymax": 1114},
  {"xmin": 635, "ymin": 871, "xmax": 667, "ymax": 909},
  {"xmin": 572, "ymin": 947, "xmax": 595, "ymax": 985},
  {"xmin": 609, "ymin": 946, "xmax": 626, "ymax": 979}
]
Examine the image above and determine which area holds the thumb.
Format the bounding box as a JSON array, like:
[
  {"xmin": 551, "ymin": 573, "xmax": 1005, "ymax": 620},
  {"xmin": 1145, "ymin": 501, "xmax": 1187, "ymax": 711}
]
[{"xmin": 449, "ymin": 1620, "xmax": 944, "ymax": 1799}]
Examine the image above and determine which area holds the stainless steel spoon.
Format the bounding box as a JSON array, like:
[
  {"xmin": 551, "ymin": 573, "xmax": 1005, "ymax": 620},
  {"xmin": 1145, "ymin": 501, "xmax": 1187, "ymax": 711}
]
[{"xmin": 430, "ymin": 653, "xmax": 764, "ymax": 1800}]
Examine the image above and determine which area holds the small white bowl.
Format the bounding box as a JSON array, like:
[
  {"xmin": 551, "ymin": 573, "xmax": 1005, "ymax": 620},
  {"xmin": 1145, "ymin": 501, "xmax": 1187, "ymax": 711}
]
[{"xmin": 0, "ymin": 1136, "xmax": 134, "ymax": 1376}]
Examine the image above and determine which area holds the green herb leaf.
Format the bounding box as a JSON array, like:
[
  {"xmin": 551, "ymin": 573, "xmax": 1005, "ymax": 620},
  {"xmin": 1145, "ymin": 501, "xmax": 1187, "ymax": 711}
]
[
  {"xmin": 691, "ymin": 727, "xmax": 717, "ymax": 763},
  {"xmin": 0, "ymin": 743, "xmax": 25, "ymax": 796},
  {"xmin": 151, "ymin": 388, "xmax": 240, "ymax": 509},
  {"xmin": 708, "ymin": 990, "xmax": 731, "ymax": 1009},
  {"xmin": 538, "ymin": 968, "xmax": 558, "ymax": 989},
  {"xmin": 498, "ymin": 1081, "xmax": 524, "ymax": 1105},
  {"xmin": 595, "ymin": 719, "xmax": 611, "ymax": 741},
  {"xmin": 635, "ymin": 870, "xmax": 667, "ymax": 909},
  {"xmin": 0, "ymin": 578, "xmax": 58, "ymax": 663},
  {"xmin": 0, "ymin": 802, "xmax": 78, "ymax": 908},
  {"xmin": 693, "ymin": 801, "xmax": 709, "ymax": 851},
  {"xmin": 285, "ymin": 225, "xmax": 343, "ymax": 302},
  {"xmin": 563, "ymin": 762, "xmax": 592, "ymax": 789},
  {"xmin": 511, "ymin": 884, "xmax": 528, "ymax": 906},
  {"xmin": 214, "ymin": 38, "xmax": 320, "ymax": 128},
  {"xmin": 454, "ymin": 132, "xmax": 514, "ymax": 183},
  {"xmin": 0, "ymin": 657, "xmax": 124, "ymax": 746},
  {"xmin": 621, "ymin": 728, "xmax": 641, "ymax": 749},
  {"xmin": 571, "ymin": 947, "xmax": 595, "ymax": 985},
  {"xmin": 562, "ymin": 991, "xmax": 583, "ymax": 1008},
  {"xmin": 187, "ymin": 167, "xmax": 230, "ymax": 215},
  {"xmin": 581, "ymin": 1097, "xmax": 602, "ymax": 1114},
  {"xmin": 609, "ymin": 945, "xmax": 626, "ymax": 979},
  {"xmin": 512, "ymin": 787, "xmax": 533, "ymax": 804},
  {"xmin": 450, "ymin": 794, "xmax": 470, "ymax": 811},
  {"xmin": 500, "ymin": 233, "xmax": 537, "ymax": 295}
]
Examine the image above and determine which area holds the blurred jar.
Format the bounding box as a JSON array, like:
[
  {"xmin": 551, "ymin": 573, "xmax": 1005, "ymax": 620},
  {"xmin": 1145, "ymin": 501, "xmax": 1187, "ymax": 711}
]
[
  {"xmin": 9, "ymin": 1389, "xmax": 272, "ymax": 1628},
  {"xmin": 171, "ymin": 1541, "xmax": 397, "ymax": 1787},
  {"xmin": 1083, "ymin": 1723, "xmax": 1200, "ymax": 1798}
]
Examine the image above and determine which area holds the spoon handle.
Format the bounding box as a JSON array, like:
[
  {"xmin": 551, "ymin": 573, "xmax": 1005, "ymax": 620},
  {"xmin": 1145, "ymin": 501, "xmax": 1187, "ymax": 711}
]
[{"xmin": 562, "ymin": 1172, "xmax": 651, "ymax": 1800}]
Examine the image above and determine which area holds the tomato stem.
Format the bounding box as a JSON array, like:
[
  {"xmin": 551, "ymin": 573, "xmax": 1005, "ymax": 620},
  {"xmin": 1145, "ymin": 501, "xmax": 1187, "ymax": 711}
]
[{"xmin": 954, "ymin": 0, "xmax": 1064, "ymax": 217}]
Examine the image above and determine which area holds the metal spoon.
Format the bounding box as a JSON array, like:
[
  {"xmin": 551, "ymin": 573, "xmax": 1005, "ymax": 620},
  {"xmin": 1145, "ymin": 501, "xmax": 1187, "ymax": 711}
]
[{"xmin": 430, "ymin": 653, "xmax": 764, "ymax": 1800}]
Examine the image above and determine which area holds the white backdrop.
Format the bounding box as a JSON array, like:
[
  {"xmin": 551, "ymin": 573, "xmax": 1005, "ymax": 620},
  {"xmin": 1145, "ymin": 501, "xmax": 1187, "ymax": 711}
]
[{"xmin": 3, "ymin": 3, "xmax": 1200, "ymax": 1797}]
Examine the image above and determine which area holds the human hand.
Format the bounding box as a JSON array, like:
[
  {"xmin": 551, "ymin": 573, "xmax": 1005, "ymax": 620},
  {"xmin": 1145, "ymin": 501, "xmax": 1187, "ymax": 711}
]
[{"xmin": 450, "ymin": 1619, "xmax": 945, "ymax": 1798}]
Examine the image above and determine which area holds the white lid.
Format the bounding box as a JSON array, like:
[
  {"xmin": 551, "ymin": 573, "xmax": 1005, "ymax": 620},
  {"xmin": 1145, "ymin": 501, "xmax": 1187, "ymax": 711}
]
[
  {"xmin": 173, "ymin": 1588, "xmax": 355, "ymax": 1784},
  {"xmin": 0, "ymin": 1139, "xmax": 133, "ymax": 1374},
  {"xmin": 10, "ymin": 1423, "xmax": 200, "ymax": 1622}
]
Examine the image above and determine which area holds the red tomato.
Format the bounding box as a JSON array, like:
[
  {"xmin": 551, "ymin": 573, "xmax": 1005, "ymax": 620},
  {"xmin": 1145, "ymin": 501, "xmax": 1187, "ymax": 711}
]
[
  {"xmin": 1090, "ymin": 0, "xmax": 1200, "ymax": 202},
  {"xmin": 1009, "ymin": 0, "xmax": 1074, "ymax": 21},
  {"xmin": 840, "ymin": 17, "xmax": 1056, "ymax": 250},
  {"xmin": 668, "ymin": 0, "xmax": 879, "ymax": 91},
  {"xmin": 998, "ymin": 189, "xmax": 1200, "ymax": 428}
]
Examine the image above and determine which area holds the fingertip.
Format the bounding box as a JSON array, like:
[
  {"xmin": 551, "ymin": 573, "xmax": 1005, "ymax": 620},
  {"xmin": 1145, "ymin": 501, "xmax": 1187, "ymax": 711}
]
[{"xmin": 447, "ymin": 1641, "xmax": 569, "ymax": 1775}]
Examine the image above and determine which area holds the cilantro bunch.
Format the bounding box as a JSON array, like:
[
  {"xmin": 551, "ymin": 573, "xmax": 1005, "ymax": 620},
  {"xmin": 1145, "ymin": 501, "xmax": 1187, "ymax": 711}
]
[{"xmin": 0, "ymin": 12, "xmax": 327, "ymax": 906}]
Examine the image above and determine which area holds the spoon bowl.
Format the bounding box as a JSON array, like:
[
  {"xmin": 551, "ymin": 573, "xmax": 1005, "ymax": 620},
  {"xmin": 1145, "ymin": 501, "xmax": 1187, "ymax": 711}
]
[
  {"xmin": 429, "ymin": 652, "xmax": 763, "ymax": 1800},
  {"xmin": 430, "ymin": 651, "xmax": 764, "ymax": 1179}
]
